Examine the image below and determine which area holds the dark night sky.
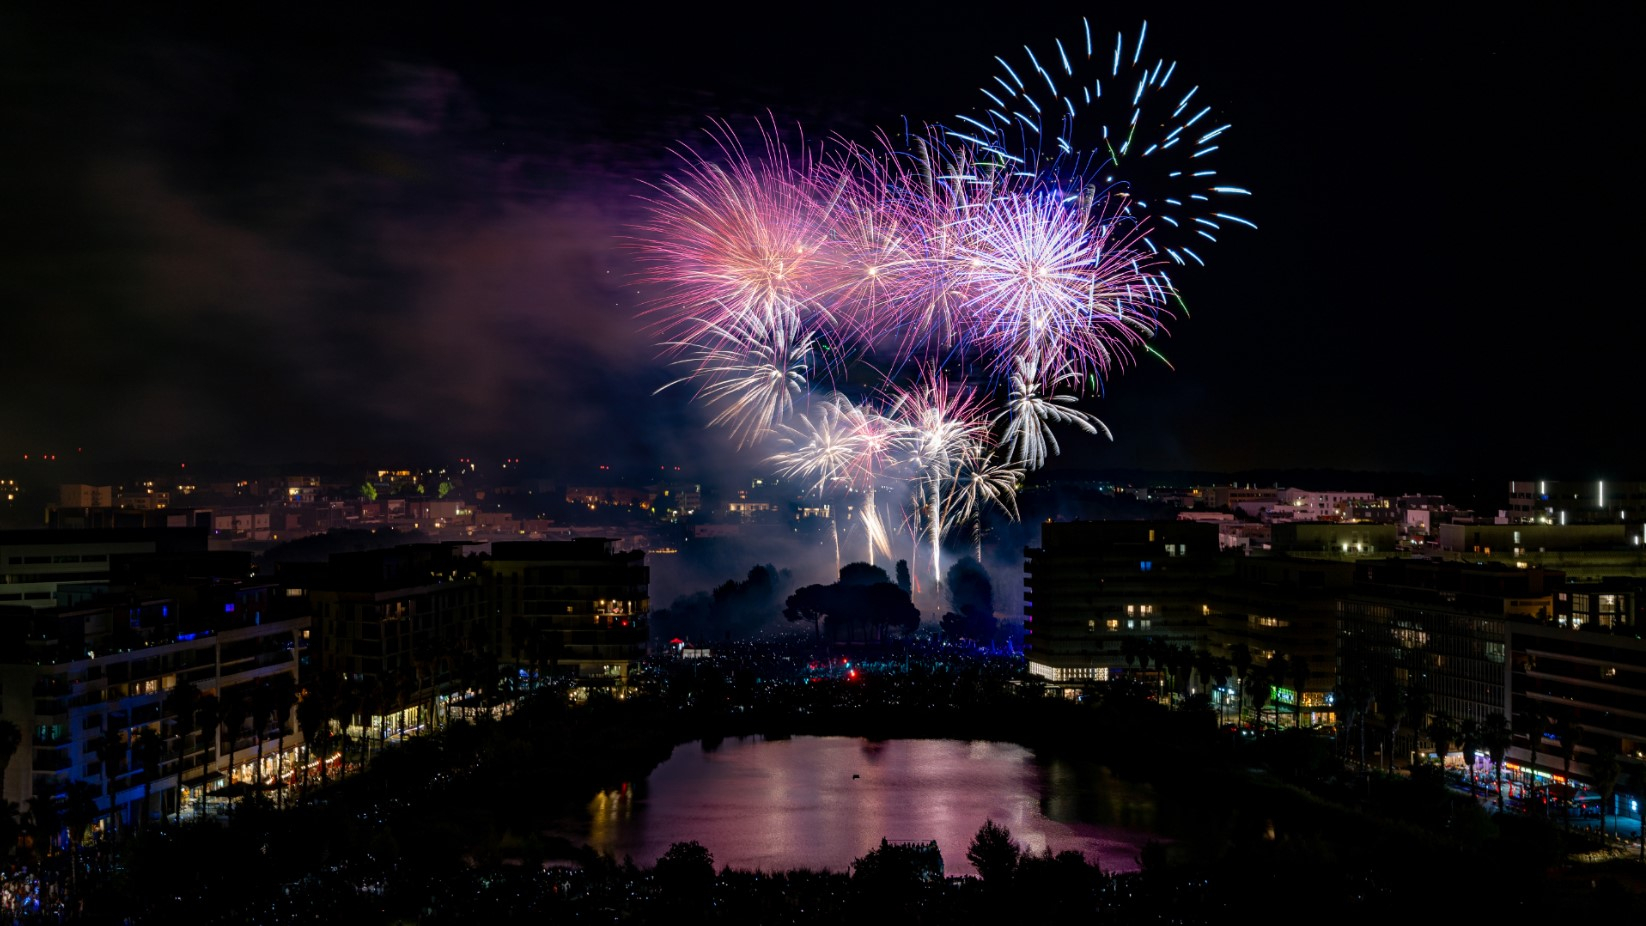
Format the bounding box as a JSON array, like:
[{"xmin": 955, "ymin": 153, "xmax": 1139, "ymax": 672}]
[{"xmin": 1, "ymin": 5, "xmax": 1636, "ymax": 480}]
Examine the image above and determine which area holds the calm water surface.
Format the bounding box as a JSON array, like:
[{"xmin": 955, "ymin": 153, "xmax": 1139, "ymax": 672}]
[{"xmin": 556, "ymin": 736, "xmax": 1160, "ymax": 875}]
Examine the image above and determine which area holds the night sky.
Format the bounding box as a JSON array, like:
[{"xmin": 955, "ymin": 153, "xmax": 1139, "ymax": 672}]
[{"xmin": 1, "ymin": 6, "xmax": 1635, "ymax": 480}]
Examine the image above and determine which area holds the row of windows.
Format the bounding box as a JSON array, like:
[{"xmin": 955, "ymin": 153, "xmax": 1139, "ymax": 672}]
[{"xmin": 6, "ymin": 553, "xmax": 109, "ymax": 566}]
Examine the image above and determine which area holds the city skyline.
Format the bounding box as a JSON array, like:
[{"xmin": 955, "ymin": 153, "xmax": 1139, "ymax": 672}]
[{"xmin": 1, "ymin": 7, "xmax": 1635, "ymax": 477}]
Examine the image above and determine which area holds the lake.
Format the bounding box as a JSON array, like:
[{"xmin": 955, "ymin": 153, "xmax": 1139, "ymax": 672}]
[{"xmin": 556, "ymin": 735, "xmax": 1162, "ymax": 876}]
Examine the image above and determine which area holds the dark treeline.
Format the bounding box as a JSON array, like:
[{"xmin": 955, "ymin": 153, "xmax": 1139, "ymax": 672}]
[{"xmin": 66, "ymin": 642, "xmax": 1646, "ymax": 923}]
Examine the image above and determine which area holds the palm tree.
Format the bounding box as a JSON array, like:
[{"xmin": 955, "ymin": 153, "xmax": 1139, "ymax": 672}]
[
  {"xmin": 1376, "ymin": 681, "xmax": 1407, "ymax": 771},
  {"xmin": 1519, "ymin": 710, "xmax": 1546, "ymax": 777},
  {"xmin": 1588, "ymin": 745, "xmax": 1620, "ymax": 837},
  {"xmin": 1229, "ymin": 642, "xmax": 1252, "ymax": 725},
  {"xmin": 1553, "ymin": 720, "xmax": 1583, "ymax": 825},
  {"xmin": 1426, "ymin": 711, "xmax": 1457, "ymax": 769},
  {"xmin": 1459, "ymin": 717, "xmax": 1480, "ymax": 793},
  {"xmin": 1404, "ymin": 685, "xmax": 1431, "ymax": 755},
  {"xmin": 1264, "ymin": 653, "xmax": 1289, "ymax": 728},
  {"xmin": 132, "ymin": 727, "xmax": 162, "ymax": 831},
  {"xmin": 1245, "ymin": 668, "xmax": 1272, "ymax": 732},
  {"xmin": 92, "ymin": 725, "xmax": 126, "ymax": 823},
  {"xmin": 220, "ymin": 692, "xmax": 251, "ymax": 797},
  {"xmin": 0, "ymin": 719, "xmax": 22, "ymax": 785},
  {"xmin": 192, "ymin": 692, "xmax": 221, "ymax": 820},
  {"xmin": 162, "ymin": 680, "xmax": 201, "ymax": 799},
  {"xmin": 1483, "ymin": 711, "xmax": 1511, "ymax": 812},
  {"xmin": 1193, "ymin": 649, "xmax": 1228, "ymax": 720},
  {"xmin": 61, "ymin": 780, "xmax": 101, "ymax": 892},
  {"xmin": 266, "ymin": 673, "xmax": 298, "ymax": 805},
  {"xmin": 1289, "ymin": 655, "xmax": 1311, "ymax": 728},
  {"xmin": 26, "ymin": 780, "xmax": 63, "ymax": 870},
  {"xmin": 0, "ymin": 799, "xmax": 22, "ymax": 869}
]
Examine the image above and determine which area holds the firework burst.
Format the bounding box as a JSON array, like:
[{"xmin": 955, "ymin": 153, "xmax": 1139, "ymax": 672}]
[
  {"xmin": 958, "ymin": 19, "xmax": 1255, "ymax": 267},
  {"xmin": 634, "ymin": 22, "xmax": 1248, "ymax": 582}
]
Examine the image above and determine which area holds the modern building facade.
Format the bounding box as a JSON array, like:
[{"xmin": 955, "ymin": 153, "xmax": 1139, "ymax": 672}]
[
  {"xmin": 1024, "ymin": 520, "xmax": 1225, "ymax": 684},
  {"xmin": 484, "ymin": 539, "xmax": 649, "ymax": 684}
]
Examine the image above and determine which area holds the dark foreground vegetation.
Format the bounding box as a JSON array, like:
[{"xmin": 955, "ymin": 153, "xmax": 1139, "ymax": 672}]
[{"xmin": 26, "ymin": 640, "xmax": 1646, "ymax": 923}]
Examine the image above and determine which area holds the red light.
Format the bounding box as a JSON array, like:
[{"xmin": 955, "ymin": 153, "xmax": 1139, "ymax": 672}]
[{"xmin": 848, "ymin": 669, "xmax": 858, "ymax": 680}]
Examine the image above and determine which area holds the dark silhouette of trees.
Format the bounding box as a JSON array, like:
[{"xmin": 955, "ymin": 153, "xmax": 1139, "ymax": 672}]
[
  {"xmin": 92, "ymin": 724, "xmax": 126, "ymax": 805},
  {"xmin": 267, "ymin": 672, "xmax": 298, "ymax": 804},
  {"xmin": 1404, "ymin": 685, "xmax": 1431, "ymax": 753},
  {"xmin": 1376, "ymin": 681, "xmax": 1407, "ymax": 770},
  {"xmin": 895, "ymin": 560, "xmax": 911, "ymax": 595},
  {"xmin": 656, "ymin": 564, "xmax": 794, "ymax": 643},
  {"xmin": 1460, "ymin": 717, "xmax": 1480, "ymax": 792},
  {"xmin": 654, "ymin": 840, "xmax": 715, "ymax": 908},
  {"xmin": 1229, "ymin": 642, "xmax": 1252, "ymax": 724},
  {"xmin": 297, "ymin": 673, "xmax": 341, "ymax": 792},
  {"xmin": 783, "ymin": 564, "xmax": 919, "ymax": 643},
  {"xmin": 0, "ymin": 719, "xmax": 21, "ymax": 784},
  {"xmin": 132, "ymin": 727, "xmax": 162, "ymax": 829},
  {"xmin": 941, "ymin": 557, "xmax": 996, "ymax": 646},
  {"xmin": 1483, "ymin": 711, "xmax": 1511, "ymax": 812},
  {"xmin": 837, "ymin": 562, "xmax": 891, "ymax": 587},
  {"xmin": 61, "ymin": 780, "xmax": 101, "ymax": 890},
  {"xmin": 783, "ymin": 584, "xmax": 835, "ymax": 640},
  {"xmin": 1427, "ymin": 712, "xmax": 1457, "ymax": 769},
  {"xmin": 1589, "ymin": 744, "xmax": 1620, "ymax": 836},
  {"xmin": 966, "ymin": 819, "xmax": 1022, "ymax": 888},
  {"xmin": 1289, "ymin": 654, "xmax": 1312, "ymax": 727},
  {"xmin": 1519, "ymin": 710, "xmax": 1547, "ymax": 776}
]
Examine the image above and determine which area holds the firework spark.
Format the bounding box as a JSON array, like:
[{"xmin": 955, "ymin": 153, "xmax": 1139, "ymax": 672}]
[
  {"xmin": 959, "ymin": 18, "xmax": 1255, "ymax": 267},
  {"xmin": 634, "ymin": 22, "xmax": 1248, "ymax": 582}
]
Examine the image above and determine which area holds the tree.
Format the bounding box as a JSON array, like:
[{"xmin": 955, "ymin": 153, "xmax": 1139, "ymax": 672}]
[
  {"xmin": 61, "ymin": 780, "xmax": 101, "ymax": 891},
  {"xmin": 1193, "ymin": 649, "xmax": 1229, "ymax": 714},
  {"xmin": 895, "ymin": 560, "xmax": 911, "ymax": 596},
  {"xmin": 1426, "ymin": 711, "xmax": 1457, "ymax": 769},
  {"xmin": 1229, "ymin": 642, "xmax": 1252, "ymax": 724},
  {"xmin": 838, "ymin": 562, "xmax": 891, "ymax": 587},
  {"xmin": 945, "ymin": 557, "xmax": 994, "ymax": 617},
  {"xmin": 1588, "ymin": 744, "xmax": 1620, "ymax": 837},
  {"xmin": 1376, "ymin": 681, "xmax": 1407, "ymax": 771},
  {"xmin": 92, "ymin": 724, "xmax": 126, "ymax": 812},
  {"xmin": 1553, "ymin": 720, "xmax": 1583, "ymax": 824},
  {"xmin": 1289, "ymin": 655, "xmax": 1312, "ymax": 728},
  {"xmin": 0, "ymin": 799, "xmax": 21, "ymax": 868},
  {"xmin": 862, "ymin": 582, "xmax": 920, "ymax": 640},
  {"xmin": 192, "ymin": 691, "xmax": 220, "ymax": 822},
  {"xmin": 1483, "ymin": 711, "xmax": 1511, "ymax": 813},
  {"xmin": 220, "ymin": 692, "xmax": 251, "ymax": 796},
  {"xmin": 161, "ymin": 680, "xmax": 201, "ymax": 773},
  {"xmin": 1459, "ymin": 717, "xmax": 1480, "ymax": 793},
  {"xmin": 654, "ymin": 840, "xmax": 715, "ymax": 908},
  {"xmin": 1245, "ymin": 668, "xmax": 1272, "ymax": 730},
  {"xmin": 249, "ymin": 679, "xmax": 275, "ymax": 795},
  {"xmin": 783, "ymin": 584, "xmax": 836, "ymax": 641},
  {"xmin": 296, "ymin": 683, "xmax": 333, "ymax": 793},
  {"xmin": 1519, "ymin": 710, "xmax": 1547, "ymax": 776},
  {"xmin": 1404, "ymin": 685, "xmax": 1431, "ymax": 753},
  {"xmin": 266, "ymin": 672, "xmax": 299, "ymax": 805},
  {"xmin": 0, "ymin": 719, "xmax": 22, "ymax": 785},
  {"xmin": 967, "ymin": 819, "xmax": 1022, "ymax": 888},
  {"xmin": 132, "ymin": 727, "xmax": 162, "ymax": 830}
]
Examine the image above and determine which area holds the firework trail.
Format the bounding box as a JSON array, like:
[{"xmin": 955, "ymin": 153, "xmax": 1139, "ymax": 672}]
[
  {"xmin": 659, "ymin": 311, "xmax": 818, "ymax": 448},
  {"xmin": 957, "ymin": 19, "xmax": 1255, "ymax": 268},
  {"xmin": 888, "ymin": 370, "xmax": 991, "ymax": 585},
  {"xmin": 633, "ymin": 22, "xmax": 1248, "ymax": 582},
  {"xmin": 997, "ymin": 353, "xmax": 1112, "ymax": 471}
]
